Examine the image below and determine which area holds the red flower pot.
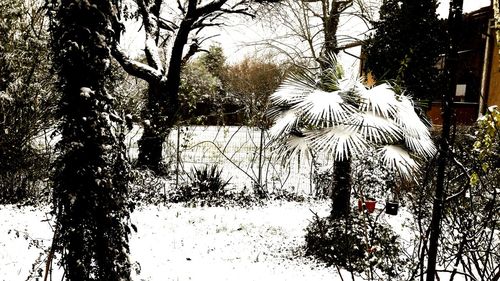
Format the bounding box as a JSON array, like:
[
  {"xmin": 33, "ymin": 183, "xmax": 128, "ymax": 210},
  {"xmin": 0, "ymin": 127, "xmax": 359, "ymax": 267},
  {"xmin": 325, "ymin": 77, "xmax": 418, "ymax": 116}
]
[{"xmin": 358, "ymin": 198, "xmax": 377, "ymax": 213}]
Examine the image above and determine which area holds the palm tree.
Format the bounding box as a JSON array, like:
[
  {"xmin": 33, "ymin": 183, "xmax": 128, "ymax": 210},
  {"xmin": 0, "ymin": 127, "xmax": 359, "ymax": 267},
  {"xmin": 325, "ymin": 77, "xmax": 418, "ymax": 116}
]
[{"xmin": 267, "ymin": 56, "xmax": 436, "ymax": 218}]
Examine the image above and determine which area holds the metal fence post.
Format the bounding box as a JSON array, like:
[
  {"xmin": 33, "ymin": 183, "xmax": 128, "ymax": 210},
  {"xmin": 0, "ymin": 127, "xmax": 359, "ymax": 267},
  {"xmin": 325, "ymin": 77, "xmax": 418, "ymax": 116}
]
[
  {"xmin": 257, "ymin": 127, "xmax": 265, "ymax": 188},
  {"xmin": 175, "ymin": 126, "xmax": 181, "ymax": 189}
]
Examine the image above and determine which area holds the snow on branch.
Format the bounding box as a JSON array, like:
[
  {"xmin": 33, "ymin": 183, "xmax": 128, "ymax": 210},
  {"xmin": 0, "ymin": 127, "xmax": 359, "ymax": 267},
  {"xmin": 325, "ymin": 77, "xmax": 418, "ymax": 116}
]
[{"xmin": 112, "ymin": 45, "xmax": 162, "ymax": 82}]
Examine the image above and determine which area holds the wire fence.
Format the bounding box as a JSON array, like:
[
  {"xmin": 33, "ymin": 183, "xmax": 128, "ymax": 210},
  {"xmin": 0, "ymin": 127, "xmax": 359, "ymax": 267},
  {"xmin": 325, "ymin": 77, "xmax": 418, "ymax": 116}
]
[{"xmin": 125, "ymin": 125, "xmax": 332, "ymax": 196}]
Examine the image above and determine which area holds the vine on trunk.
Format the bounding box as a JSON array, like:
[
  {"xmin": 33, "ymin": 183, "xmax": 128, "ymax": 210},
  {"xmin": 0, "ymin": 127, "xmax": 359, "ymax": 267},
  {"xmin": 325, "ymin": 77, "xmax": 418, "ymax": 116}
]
[{"xmin": 48, "ymin": 1, "xmax": 133, "ymax": 280}]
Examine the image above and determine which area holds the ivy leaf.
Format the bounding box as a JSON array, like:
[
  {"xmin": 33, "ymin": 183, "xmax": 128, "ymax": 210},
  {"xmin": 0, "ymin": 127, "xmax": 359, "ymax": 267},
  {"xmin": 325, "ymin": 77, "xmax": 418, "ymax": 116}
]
[{"xmin": 469, "ymin": 172, "xmax": 479, "ymax": 187}]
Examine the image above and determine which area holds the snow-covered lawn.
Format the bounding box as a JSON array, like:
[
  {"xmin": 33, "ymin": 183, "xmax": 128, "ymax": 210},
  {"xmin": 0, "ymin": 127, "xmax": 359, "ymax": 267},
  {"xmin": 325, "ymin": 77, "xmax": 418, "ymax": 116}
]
[
  {"xmin": 1, "ymin": 201, "xmax": 352, "ymax": 281},
  {"xmin": 1, "ymin": 200, "xmax": 473, "ymax": 281}
]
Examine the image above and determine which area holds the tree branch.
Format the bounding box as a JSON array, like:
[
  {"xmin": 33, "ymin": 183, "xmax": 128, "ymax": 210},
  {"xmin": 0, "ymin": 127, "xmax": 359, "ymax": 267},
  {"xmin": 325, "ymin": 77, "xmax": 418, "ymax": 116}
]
[
  {"xmin": 445, "ymin": 157, "xmax": 472, "ymax": 202},
  {"xmin": 111, "ymin": 45, "xmax": 162, "ymax": 83},
  {"xmin": 181, "ymin": 41, "xmax": 200, "ymax": 66},
  {"xmin": 136, "ymin": 0, "xmax": 164, "ymax": 72}
]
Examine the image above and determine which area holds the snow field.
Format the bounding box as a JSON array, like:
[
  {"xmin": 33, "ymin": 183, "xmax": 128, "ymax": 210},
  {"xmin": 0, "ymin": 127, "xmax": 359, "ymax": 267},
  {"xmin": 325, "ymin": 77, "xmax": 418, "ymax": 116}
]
[{"xmin": 1, "ymin": 201, "xmax": 351, "ymax": 281}]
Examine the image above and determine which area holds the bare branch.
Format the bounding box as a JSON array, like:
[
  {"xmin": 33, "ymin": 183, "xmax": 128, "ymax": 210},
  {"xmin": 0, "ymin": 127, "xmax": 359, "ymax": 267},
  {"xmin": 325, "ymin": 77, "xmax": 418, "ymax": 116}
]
[
  {"xmin": 445, "ymin": 157, "xmax": 472, "ymax": 202},
  {"xmin": 111, "ymin": 45, "xmax": 162, "ymax": 83},
  {"xmin": 158, "ymin": 16, "xmax": 179, "ymax": 32},
  {"xmin": 181, "ymin": 40, "xmax": 200, "ymax": 66},
  {"xmin": 136, "ymin": 0, "xmax": 164, "ymax": 72},
  {"xmin": 193, "ymin": 0, "xmax": 226, "ymax": 19},
  {"xmin": 177, "ymin": 0, "xmax": 185, "ymax": 14}
]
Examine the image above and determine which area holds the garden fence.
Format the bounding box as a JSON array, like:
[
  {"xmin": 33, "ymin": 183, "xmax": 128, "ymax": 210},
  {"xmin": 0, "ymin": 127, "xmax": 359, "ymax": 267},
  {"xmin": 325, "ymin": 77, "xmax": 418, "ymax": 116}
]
[{"xmin": 125, "ymin": 125, "xmax": 334, "ymax": 196}]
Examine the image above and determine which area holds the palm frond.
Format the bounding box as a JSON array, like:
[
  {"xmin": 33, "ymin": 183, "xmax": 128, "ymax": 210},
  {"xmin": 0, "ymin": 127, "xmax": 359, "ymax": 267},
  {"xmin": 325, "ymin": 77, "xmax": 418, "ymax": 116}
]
[
  {"xmin": 269, "ymin": 134, "xmax": 311, "ymax": 165},
  {"xmin": 268, "ymin": 109, "xmax": 299, "ymax": 139},
  {"xmin": 377, "ymin": 145, "xmax": 420, "ymax": 180},
  {"xmin": 338, "ymin": 73, "xmax": 366, "ymax": 93},
  {"xmin": 348, "ymin": 111, "xmax": 402, "ymax": 143},
  {"xmin": 266, "ymin": 54, "xmax": 436, "ymax": 182},
  {"xmin": 269, "ymin": 70, "xmax": 318, "ymax": 104},
  {"xmin": 308, "ymin": 126, "xmax": 368, "ymax": 161},
  {"xmin": 294, "ymin": 89, "xmax": 355, "ymax": 126},
  {"xmin": 394, "ymin": 96, "xmax": 431, "ymax": 137},
  {"xmin": 359, "ymin": 83, "xmax": 399, "ymax": 118},
  {"xmin": 404, "ymin": 134, "xmax": 437, "ymax": 158},
  {"xmin": 269, "ymin": 82, "xmax": 309, "ymax": 108}
]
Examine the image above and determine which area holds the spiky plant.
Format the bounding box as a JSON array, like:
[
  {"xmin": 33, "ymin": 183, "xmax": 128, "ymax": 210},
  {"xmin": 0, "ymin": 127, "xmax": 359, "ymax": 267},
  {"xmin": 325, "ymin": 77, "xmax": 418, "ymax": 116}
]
[{"xmin": 267, "ymin": 56, "xmax": 436, "ymax": 217}]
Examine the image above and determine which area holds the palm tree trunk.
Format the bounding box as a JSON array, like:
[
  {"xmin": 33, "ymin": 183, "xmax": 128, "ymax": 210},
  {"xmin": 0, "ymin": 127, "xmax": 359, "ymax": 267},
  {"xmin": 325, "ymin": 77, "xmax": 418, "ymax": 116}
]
[{"xmin": 330, "ymin": 159, "xmax": 352, "ymax": 218}]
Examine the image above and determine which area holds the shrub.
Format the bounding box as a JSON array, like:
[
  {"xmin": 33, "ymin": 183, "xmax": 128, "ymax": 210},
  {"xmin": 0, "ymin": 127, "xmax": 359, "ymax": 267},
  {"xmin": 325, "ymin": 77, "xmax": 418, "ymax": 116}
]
[
  {"xmin": 312, "ymin": 164, "xmax": 334, "ymax": 199},
  {"xmin": 129, "ymin": 169, "xmax": 170, "ymax": 206},
  {"xmin": 0, "ymin": 145, "xmax": 52, "ymax": 205},
  {"xmin": 190, "ymin": 164, "xmax": 231, "ymax": 195},
  {"xmin": 0, "ymin": 0, "xmax": 56, "ymax": 205},
  {"xmin": 169, "ymin": 165, "xmax": 231, "ymax": 205},
  {"xmin": 305, "ymin": 211, "xmax": 408, "ymax": 278},
  {"xmin": 351, "ymin": 150, "xmax": 397, "ymax": 201}
]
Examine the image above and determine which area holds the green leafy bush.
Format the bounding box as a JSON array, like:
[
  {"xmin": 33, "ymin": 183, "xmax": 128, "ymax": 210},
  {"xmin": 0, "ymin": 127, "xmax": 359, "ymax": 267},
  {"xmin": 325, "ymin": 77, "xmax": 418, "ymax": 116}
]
[{"xmin": 305, "ymin": 212, "xmax": 408, "ymax": 278}]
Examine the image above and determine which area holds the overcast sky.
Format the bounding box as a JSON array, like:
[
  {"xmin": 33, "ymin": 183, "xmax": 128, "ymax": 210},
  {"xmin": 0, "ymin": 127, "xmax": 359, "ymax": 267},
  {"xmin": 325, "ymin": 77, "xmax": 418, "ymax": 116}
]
[
  {"xmin": 121, "ymin": 0, "xmax": 493, "ymax": 69},
  {"xmin": 437, "ymin": 0, "xmax": 491, "ymax": 17}
]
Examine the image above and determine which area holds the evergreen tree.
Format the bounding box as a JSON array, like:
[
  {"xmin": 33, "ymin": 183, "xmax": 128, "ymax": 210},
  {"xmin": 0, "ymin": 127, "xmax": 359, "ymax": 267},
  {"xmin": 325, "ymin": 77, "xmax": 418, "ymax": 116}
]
[
  {"xmin": 364, "ymin": 0, "xmax": 446, "ymax": 102},
  {"xmin": 200, "ymin": 44, "xmax": 227, "ymax": 82},
  {"xmin": 48, "ymin": 1, "xmax": 133, "ymax": 280}
]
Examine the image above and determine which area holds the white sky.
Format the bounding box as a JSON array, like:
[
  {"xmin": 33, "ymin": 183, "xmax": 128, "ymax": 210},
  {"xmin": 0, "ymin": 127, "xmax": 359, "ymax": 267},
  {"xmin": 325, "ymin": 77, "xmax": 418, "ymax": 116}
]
[
  {"xmin": 437, "ymin": 0, "xmax": 491, "ymax": 18},
  {"xmin": 121, "ymin": 0, "xmax": 493, "ymax": 70}
]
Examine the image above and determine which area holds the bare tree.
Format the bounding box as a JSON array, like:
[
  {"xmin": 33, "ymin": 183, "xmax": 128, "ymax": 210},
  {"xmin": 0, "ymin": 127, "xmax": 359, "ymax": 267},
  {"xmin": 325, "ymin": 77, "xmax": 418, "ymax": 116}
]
[
  {"xmin": 113, "ymin": 0, "xmax": 266, "ymax": 173},
  {"xmin": 253, "ymin": 0, "xmax": 378, "ymax": 66}
]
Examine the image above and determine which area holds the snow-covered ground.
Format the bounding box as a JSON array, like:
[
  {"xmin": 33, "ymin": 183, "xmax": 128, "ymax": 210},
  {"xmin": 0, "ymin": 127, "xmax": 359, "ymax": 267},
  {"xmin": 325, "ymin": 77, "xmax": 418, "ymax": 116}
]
[
  {"xmin": 1, "ymin": 201, "xmax": 342, "ymax": 281},
  {"xmin": 1, "ymin": 200, "xmax": 472, "ymax": 281}
]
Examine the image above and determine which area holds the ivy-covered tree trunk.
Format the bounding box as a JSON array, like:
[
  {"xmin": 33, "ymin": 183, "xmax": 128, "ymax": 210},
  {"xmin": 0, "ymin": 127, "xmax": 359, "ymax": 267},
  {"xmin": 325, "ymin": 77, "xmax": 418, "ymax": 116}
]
[
  {"xmin": 330, "ymin": 159, "xmax": 352, "ymax": 218},
  {"xmin": 49, "ymin": 1, "xmax": 133, "ymax": 280}
]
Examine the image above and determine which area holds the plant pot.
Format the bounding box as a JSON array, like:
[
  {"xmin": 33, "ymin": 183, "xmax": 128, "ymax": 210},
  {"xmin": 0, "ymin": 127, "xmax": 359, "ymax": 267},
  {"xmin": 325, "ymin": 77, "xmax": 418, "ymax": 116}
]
[
  {"xmin": 385, "ymin": 201, "xmax": 399, "ymax": 215},
  {"xmin": 358, "ymin": 198, "xmax": 377, "ymax": 213}
]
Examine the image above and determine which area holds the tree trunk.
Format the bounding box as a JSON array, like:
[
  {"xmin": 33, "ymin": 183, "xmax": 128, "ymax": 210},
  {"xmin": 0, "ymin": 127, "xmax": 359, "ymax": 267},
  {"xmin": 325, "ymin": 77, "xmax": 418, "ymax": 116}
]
[
  {"xmin": 137, "ymin": 83, "xmax": 168, "ymax": 172},
  {"xmin": 426, "ymin": 0, "xmax": 462, "ymax": 280},
  {"xmin": 137, "ymin": 126, "xmax": 165, "ymax": 172},
  {"xmin": 323, "ymin": 2, "xmax": 341, "ymax": 55},
  {"xmin": 330, "ymin": 159, "xmax": 352, "ymax": 218},
  {"xmin": 320, "ymin": 2, "xmax": 350, "ymax": 219},
  {"xmin": 136, "ymin": 15, "xmax": 188, "ymax": 173},
  {"xmin": 136, "ymin": 80, "xmax": 180, "ymax": 173},
  {"xmin": 49, "ymin": 1, "xmax": 132, "ymax": 280}
]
